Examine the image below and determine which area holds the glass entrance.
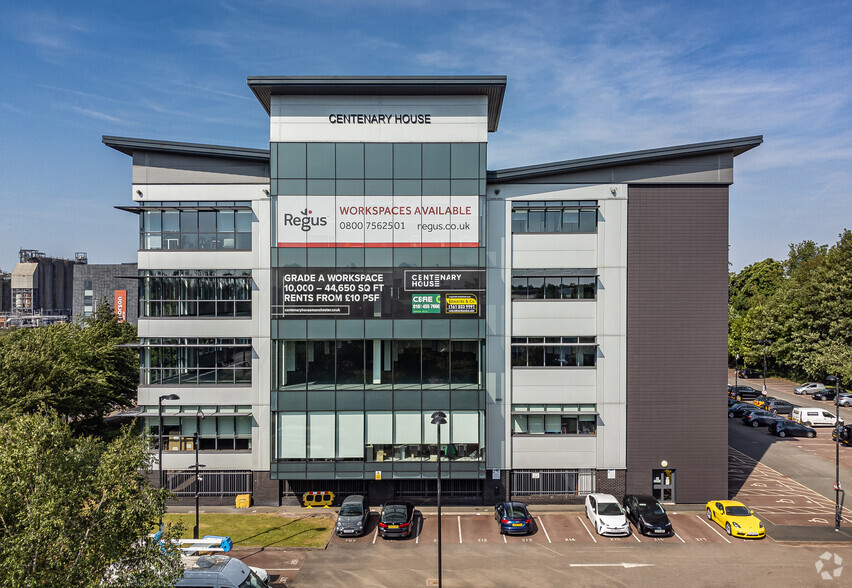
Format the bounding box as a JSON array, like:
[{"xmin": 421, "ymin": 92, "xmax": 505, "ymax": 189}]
[{"xmin": 652, "ymin": 469, "xmax": 675, "ymax": 502}]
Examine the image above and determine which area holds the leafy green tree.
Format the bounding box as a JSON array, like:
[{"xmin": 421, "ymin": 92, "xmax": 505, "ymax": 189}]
[
  {"xmin": 728, "ymin": 258, "xmax": 783, "ymax": 314},
  {"xmin": 0, "ymin": 303, "xmax": 138, "ymax": 433},
  {"xmin": 0, "ymin": 413, "xmax": 184, "ymax": 587}
]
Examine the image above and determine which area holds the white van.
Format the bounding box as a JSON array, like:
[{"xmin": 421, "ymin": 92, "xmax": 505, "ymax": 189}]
[{"xmin": 791, "ymin": 407, "xmax": 837, "ymax": 427}]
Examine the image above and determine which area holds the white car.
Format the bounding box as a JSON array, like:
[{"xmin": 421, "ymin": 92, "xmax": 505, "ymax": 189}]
[
  {"xmin": 585, "ymin": 493, "xmax": 631, "ymax": 536},
  {"xmin": 837, "ymin": 393, "xmax": 852, "ymax": 407},
  {"xmin": 794, "ymin": 382, "xmax": 826, "ymax": 395}
]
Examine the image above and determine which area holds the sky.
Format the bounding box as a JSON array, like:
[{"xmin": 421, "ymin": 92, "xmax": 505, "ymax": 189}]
[{"xmin": 1, "ymin": 0, "xmax": 851, "ymax": 273}]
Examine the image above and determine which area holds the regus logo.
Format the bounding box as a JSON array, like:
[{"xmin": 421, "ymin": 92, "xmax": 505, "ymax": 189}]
[{"xmin": 283, "ymin": 208, "xmax": 328, "ymax": 232}]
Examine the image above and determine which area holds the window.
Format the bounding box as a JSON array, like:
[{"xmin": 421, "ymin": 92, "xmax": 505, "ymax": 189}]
[
  {"xmin": 511, "ymin": 270, "xmax": 597, "ymax": 300},
  {"xmin": 511, "ymin": 201, "xmax": 598, "ymax": 233},
  {"xmin": 83, "ymin": 280, "xmax": 93, "ymax": 316},
  {"xmin": 511, "ymin": 404, "xmax": 597, "ymax": 435},
  {"xmin": 145, "ymin": 411, "xmax": 252, "ymax": 451},
  {"xmin": 139, "ymin": 202, "xmax": 252, "ymax": 251},
  {"xmin": 140, "ymin": 270, "xmax": 251, "ymax": 318},
  {"xmin": 511, "ymin": 337, "xmax": 597, "ymax": 367},
  {"xmin": 140, "ymin": 338, "xmax": 252, "ymax": 385}
]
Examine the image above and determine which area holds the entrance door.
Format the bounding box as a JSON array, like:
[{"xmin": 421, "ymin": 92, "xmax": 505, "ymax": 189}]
[{"xmin": 652, "ymin": 469, "xmax": 675, "ymax": 502}]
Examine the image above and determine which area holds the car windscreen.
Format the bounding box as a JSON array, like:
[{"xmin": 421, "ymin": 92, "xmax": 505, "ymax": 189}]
[
  {"xmin": 382, "ymin": 505, "xmax": 408, "ymax": 522},
  {"xmin": 638, "ymin": 502, "xmax": 665, "ymax": 515},
  {"xmin": 506, "ymin": 506, "xmax": 527, "ymax": 519},
  {"xmin": 340, "ymin": 504, "xmax": 363, "ymax": 516},
  {"xmin": 725, "ymin": 506, "xmax": 750, "ymax": 516},
  {"xmin": 239, "ymin": 570, "xmax": 268, "ymax": 588},
  {"xmin": 598, "ymin": 502, "xmax": 623, "ymax": 516}
]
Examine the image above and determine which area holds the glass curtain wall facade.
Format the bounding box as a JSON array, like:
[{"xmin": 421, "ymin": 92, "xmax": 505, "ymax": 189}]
[{"xmin": 271, "ymin": 142, "xmax": 487, "ymax": 483}]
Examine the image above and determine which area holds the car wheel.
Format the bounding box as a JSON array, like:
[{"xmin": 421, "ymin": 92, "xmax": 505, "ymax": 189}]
[
  {"xmin": 805, "ymin": 421, "xmax": 813, "ymax": 427},
  {"xmin": 807, "ymin": 431, "xmax": 815, "ymax": 438},
  {"xmin": 779, "ymin": 431, "xmax": 786, "ymax": 437},
  {"xmin": 706, "ymin": 508, "xmax": 712, "ymax": 520},
  {"xmin": 752, "ymin": 421, "xmax": 760, "ymax": 427},
  {"xmin": 725, "ymin": 523, "xmax": 732, "ymax": 536},
  {"xmin": 728, "ymin": 412, "xmax": 735, "ymax": 419},
  {"xmin": 639, "ymin": 523, "xmax": 645, "ymax": 535}
]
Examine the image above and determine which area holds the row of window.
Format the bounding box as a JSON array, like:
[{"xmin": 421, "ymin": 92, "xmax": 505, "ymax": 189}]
[
  {"xmin": 140, "ymin": 271, "xmax": 252, "ymax": 318},
  {"xmin": 512, "ymin": 414, "xmax": 598, "ymax": 435},
  {"xmin": 511, "ymin": 275, "xmax": 596, "ymax": 300},
  {"xmin": 511, "ymin": 206, "xmax": 597, "ymax": 234},
  {"xmin": 140, "ymin": 209, "xmax": 252, "ymax": 251},
  {"xmin": 273, "ymin": 143, "xmax": 486, "ymax": 180},
  {"xmin": 140, "ymin": 339, "xmax": 252, "ymax": 386},
  {"xmin": 147, "ymin": 415, "xmax": 252, "ymax": 451},
  {"xmin": 274, "ymin": 339, "xmax": 481, "ymax": 390},
  {"xmin": 274, "ymin": 246, "xmax": 482, "ymax": 269},
  {"xmin": 511, "ymin": 337, "xmax": 597, "ymax": 367},
  {"xmin": 276, "ymin": 410, "xmax": 482, "ymax": 461}
]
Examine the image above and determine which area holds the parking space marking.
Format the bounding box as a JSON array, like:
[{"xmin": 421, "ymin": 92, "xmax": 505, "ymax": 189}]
[
  {"xmin": 696, "ymin": 515, "xmax": 731, "ymax": 543},
  {"xmin": 537, "ymin": 516, "xmax": 552, "ymax": 543},
  {"xmin": 458, "ymin": 515, "xmax": 463, "ymax": 543},
  {"xmin": 372, "ymin": 526, "xmax": 378, "ymax": 544},
  {"xmin": 673, "ymin": 532, "xmax": 686, "ymax": 543},
  {"xmin": 503, "ymin": 533, "xmax": 507, "ymax": 543},
  {"xmin": 632, "ymin": 532, "xmax": 641, "ymax": 542},
  {"xmin": 578, "ymin": 516, "xmax": 597, "ymax": 543},
  {"xmin": 416, "ymin": 516, "xmax": 422, "ymax": 544}
]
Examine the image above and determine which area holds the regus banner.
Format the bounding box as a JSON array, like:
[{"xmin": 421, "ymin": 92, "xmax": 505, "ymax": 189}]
[{"xmin": 277, "ymin": 195, "xmax": 478, "ymax": 247}]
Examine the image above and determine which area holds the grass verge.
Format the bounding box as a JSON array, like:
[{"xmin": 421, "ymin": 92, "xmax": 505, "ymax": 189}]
[{"xmin": 161, "ymin": 513, "xmax": 333, "ymax": 548}]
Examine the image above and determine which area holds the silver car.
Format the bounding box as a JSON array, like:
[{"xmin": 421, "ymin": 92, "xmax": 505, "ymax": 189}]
[
  {"xmin": 336, "ymin": 495, "xmax": 369, "ymax": 537},
  {"xmin": 837, "ymin": 393, "xmax": 852, "ymax": 407},
  {"xmin": 794, "ymin": 382, "xmax": 826, "ymax": 395}
]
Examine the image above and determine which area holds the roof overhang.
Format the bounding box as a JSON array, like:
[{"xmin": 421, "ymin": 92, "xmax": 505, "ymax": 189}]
[
  {"xmin": 246, "ymin": 75, "xmax": 507, "ymax": 132},
  {"xmin": 102, "ymin": 136, "xmax": 269, "ymax": 162},
  {"xmin": 489, "ymin": 136, "xmax": 763, "ymax": 182}
]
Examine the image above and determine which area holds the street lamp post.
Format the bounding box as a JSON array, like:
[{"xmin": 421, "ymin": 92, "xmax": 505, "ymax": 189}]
[
  {"xmin": 158, "ymin": 394, "xmax": 179, "ymax": 531},
  {"xmin": 431, "ymin": 411, "xmax": 447, "ymax": 588},
  {"xmin": 194, "ymin": 410, "xmax": 205, "ymax": 539},
  {"xmin": 757, "ymin": 340, "xmax": 772, "ymax": 396},
  {"xmin": 734, "ymin": 353, "xmax": 739, "ymax": 390},
  {"xmin": 827, "ymin": 376, "xmax": 843, "ymax": 532}
]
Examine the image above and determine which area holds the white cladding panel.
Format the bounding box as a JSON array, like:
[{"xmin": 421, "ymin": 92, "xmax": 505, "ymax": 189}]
[
  {"xmin": 512, "ymin": 234, "xmax": 598, "ymax": 268},
  {"xmin": 133, "ymin": 184, "xmax": 264, "ymax": 202},
  {"xmin": 511, "ymin": 369, "xmax": 597, "ymax": 404},
  {"xmin": 270, "ymin": 96, "xmax": 488, "ymax": 143},
  {"xmin": 511, "ymin": 436, "xmax": 597, "ymax": 469},
  {"xmin": 512, "ymin": 300, "xmax": 596, "ymax": 335}
]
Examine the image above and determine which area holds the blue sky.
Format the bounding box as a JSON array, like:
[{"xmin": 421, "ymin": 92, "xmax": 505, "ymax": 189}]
[{"xmin": 1, "ymin": 0, "xmax": 850, "ymax": 273}]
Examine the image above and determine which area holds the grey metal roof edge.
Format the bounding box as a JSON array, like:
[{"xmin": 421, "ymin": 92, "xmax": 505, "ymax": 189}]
[
  {"xmin": 102, "ymin": 136, "xmax": 270, "ymax": 161},
  {"xmin": 247, "ymin": 75, "xmax": 507, "ymax": 131},
  {"xmin": 487, "ymin": 135, "xmax": 764, "ymax": 182}
]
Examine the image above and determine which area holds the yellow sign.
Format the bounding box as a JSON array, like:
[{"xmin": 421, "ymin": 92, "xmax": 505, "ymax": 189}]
[
  {"xmin": 375, "ymin": 470, "xmax": 382, "ymax": 481},
  {"xmin": 446, "ymin": 293, "xmax": 478, "ymax": 314}
]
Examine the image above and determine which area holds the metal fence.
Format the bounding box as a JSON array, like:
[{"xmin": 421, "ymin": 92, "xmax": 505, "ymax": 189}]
[
  {"xmin": 511, "ymin": 469, "xmax": 595, "ymax": 496},
  {"xmin": 167, "ymin": 470, "xmax": 252, "ymax": 497},
  {"xmin": 396, "ymin": 479, "xmax": 482, "ymax": 498}
]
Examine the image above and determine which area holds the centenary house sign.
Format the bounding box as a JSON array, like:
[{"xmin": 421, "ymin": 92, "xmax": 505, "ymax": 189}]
[{"xmin": 328, "ymin": 114, "xmax": 432, "ymax": 124}]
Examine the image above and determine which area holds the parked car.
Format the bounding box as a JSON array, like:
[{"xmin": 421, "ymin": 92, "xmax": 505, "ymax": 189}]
[
  {"xmin": 738, "ymin": 368, "xmax": 763, "ymax": 379},
  {"xmin": 705, "ymin": 500, "xmax": 765, "ymax": 538},
  {"xmin": 742, "ymin": 410, "xmax": 783, "ymax": 427},
  {"xmin": 832, "ymin": 424, "xmax": 852, "ymax": 446},
  {"xmin": 728, "ymin": 403, "xmax": 760, "ymax": 419},
  {"xmin": 177, "ymin": 555, "xmax": 270, "ymax": 588},
  {"xmin": 378, "ymin": 501, "xmax": 416, "ymax": 539},
  {"xmin": 336, "ymin": 494, "xmax": 369, "ymax": 537},
  {"xmin": 728, "ymin": 397, "xmax": 741, "ymax": 408},
  {"xmin": 813, "ymin": 389, "xmax": 838, "ymax": 402},
  {"xmin": 752, "ymin": 396, "xmax": 776, "ymax": 409},
  {"xmin": 763, "ymin": 399, "xmax": 796, "ymax": 415},
  {"xmin": 837, "ymin": 393, "xmax": 852, "ymax": 407},
  {"xmin": 768, "ymin": 420, "xmax": 816, "ymax": 438},
  {"xmin": 622, "ymin": 495, "xmax": 673, "ymax": 536},
  {"xmin": 494, "ymin": 501, "xmax": 533, "ymax": 535},
  {"xmin": 729, "ymin": 386, "xmax": 762, "ymax": 402},
  {"xmin": 794, "ymin": 382, "xmax": 826, "ymax": 395},
  {"xmin": 585, "ymin": 493, "xmax": 630, "ymax": 536},
  {"xmin": 791, "ymin": 407, "xmax": 837, "ymax": 427}
]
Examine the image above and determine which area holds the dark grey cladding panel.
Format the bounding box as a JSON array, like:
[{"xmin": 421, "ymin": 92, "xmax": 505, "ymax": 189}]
[{"xmin": 625, "ymin": 185, "xmax": 729, "ymax": 503}]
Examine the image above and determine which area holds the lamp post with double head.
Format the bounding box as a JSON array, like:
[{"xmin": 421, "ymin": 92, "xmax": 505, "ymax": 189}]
[
  {"xmin": 757, "ymin": 340, "xmax": 772, "ymax": 396},
  {"xmin": 827, "ymin": 375, "xmax": 843, "ymax": 531},
  {"xmin": 431, "ymin": 411, "xmax": 447, "ymax": 588},
  {"xmin": 158, "ymin": 394, "xmax": 180, "ymax": 531},
  {"xmin": 194, "ymin": 410, "xmax": 205, "ymax": 539}
]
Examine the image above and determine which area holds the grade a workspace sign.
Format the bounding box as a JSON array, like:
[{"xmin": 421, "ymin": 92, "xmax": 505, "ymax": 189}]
[{"xmin": 276, "ymin": 195, "xmax": 479, "ymax": 247}]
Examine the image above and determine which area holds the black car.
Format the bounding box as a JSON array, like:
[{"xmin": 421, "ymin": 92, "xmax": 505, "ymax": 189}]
[
  {"xmin": 738, "ymin": 368, "xmax": 763, "ymax": 379},
  {"xmin": 728, "ymin": 403, "xmax": 759, "ymax": 419},
  {"xmin": 729, "ymin": 386, "xmax": 761, "ymax": 402},
  {"xmin": 832, "ymin": 424, "xmax": 852, "ymax": 446},
  {"xmin": 763, "ymin": 399, "xmax": 796, "ymax": 415},
  {"xmin": 813, "ymin": 389, "xmax": 838, "ymax": 401},
  {"xmin": 378, "ymin": 501, "xmax": 416, "ymax": 539},
  {"xmin": 623, "ymin": 495, "xmax": 673, "ymax": 536},
  {"xmin": 769, "ymin": 420, "xmax": 816, "ymax": 438},
  {"xmin": 728, "ymin": 398, "xmax": 742, "ymax": 408},
  {"xmin": 742, "ymin": 410, "xmax": 782, "ymax": 427}
]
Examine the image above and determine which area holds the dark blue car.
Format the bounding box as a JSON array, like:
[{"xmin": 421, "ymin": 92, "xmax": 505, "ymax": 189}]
[{"xmin": 495, "ymin": 501, "xmax": 532, "ymax": 535}]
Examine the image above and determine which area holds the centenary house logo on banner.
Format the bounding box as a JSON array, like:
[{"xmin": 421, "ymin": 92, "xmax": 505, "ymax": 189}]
[{"xmin": 277, "ymin": 195, "xmax": 479, "ymax": 247}]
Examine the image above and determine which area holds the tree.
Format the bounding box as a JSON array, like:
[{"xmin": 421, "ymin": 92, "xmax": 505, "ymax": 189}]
[
  {"xmin": 0, "ymin": 413, "xmax": 184, "ymax": 587},
  {"xmin": 0, "ymin": 303, "xmax": 138, "ymax": 433}
]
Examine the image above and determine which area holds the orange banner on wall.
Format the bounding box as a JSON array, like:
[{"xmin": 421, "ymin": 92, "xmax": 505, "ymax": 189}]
[{"xmin": 114, "ymin": 290, "xmax": 127, "ymax": 323}]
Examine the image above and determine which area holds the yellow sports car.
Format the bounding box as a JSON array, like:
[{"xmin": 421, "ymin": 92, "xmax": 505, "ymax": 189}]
[{"xmin": 705, "ymin": 500, "xmax": 765, "ymax": 538}]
